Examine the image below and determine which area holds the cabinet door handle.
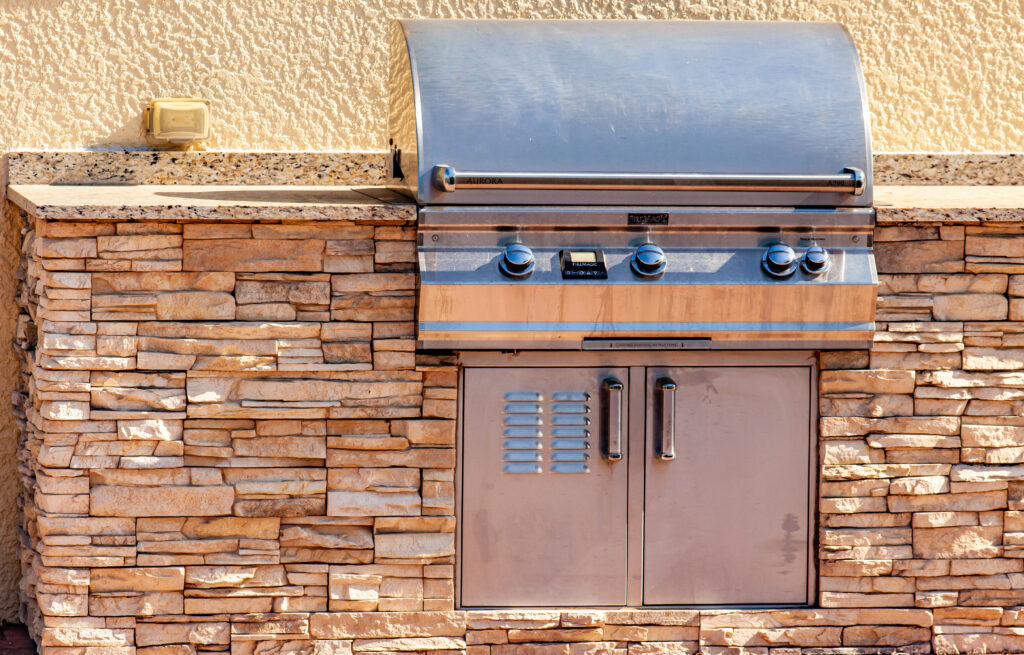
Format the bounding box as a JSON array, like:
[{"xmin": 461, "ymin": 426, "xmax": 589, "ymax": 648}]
[
  {"xmin": 602, "ymin": 378, "xmax": 624, "ymax": 462},
  {"xmin": 656, "ymin": 377, "xmax": 677, "ymax": 461}
]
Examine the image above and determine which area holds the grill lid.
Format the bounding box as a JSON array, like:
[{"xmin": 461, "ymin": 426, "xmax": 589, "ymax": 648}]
[{"xmin": 388, "ymin": 19, "xmax": 872, "ymax": 207}]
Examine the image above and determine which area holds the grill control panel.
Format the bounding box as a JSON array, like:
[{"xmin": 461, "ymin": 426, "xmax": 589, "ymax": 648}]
[{"xmin": 417, "ymin": 206, "xmax": 877, "ymax": 350}]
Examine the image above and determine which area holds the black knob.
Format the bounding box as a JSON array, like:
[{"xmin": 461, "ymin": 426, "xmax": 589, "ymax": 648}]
[
  {"xmin": 762, "ymin": 244, "xmax": 798, "ymax": 278},
  {"xmin": 801, "ymin": 244, "xmax": 831, "ymax": 275},
  {"xmin": 499, "ymin": 243, "xmax": 535, "ymax": 278},
  {"xmin": 631, "ymin": 243, "xmax": 667, "ymax": 278}
]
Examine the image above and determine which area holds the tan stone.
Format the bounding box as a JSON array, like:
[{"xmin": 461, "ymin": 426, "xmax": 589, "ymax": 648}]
[
  {"xmin": 154, "ymin": 291, "xmax": 235, "ymax": 320},
  {"xmin": 332, "ymin": 274, "xmax": 415, "ymax": 294},
  {"xmin": 699, "ymin": 609, "xmax": 932, "ymax": 628},
  {"xmin": 964, "ymin": 348, "xmax": 1024, "ymax": 370},
  {"xmin": 889, "ymin": 475, "xmax": 950, "ymax": 495},
  {"xmin": 90, "ymin": 567, "xmax": 184, "ymax": 592},
  {"xmin": 310, "ymin": 611, "xmax": 466, "ymax": 638},
  {"xmin": 138, "ymin": 646, "xmax": 197, "ymax": 655},
  {"xmin": 327, "ymin": 491, "xmax": 420, "ymax": 517},
  {"xmin": 507, "ymin": 629, "xmax": 604, "ymax": 643},
  {"xmin": 281, "ymin": 525, "xmax": 373, "ymax": 549},
  {"xmin": 842, "ymin": 625, "xmax": 931, "ymax": 646},
  {"xmin": 185, "ymin": 564, "xmax": 287, "ymax": 587},
  {"xmin": 134, "ymin": 621, "xmax": 230, "ymax": 646},
  {"xmin": 875, "ymin": 239, "xmax": 964, "ymax": 274},
  {"xmin": 234, "ymin": 436, "xmax": 327, "ymax": 459},
  {"xmin": 491, "ymin": 647, "xmax": 569, "ymax": 655},
  {"xmin": 962, "ymin": 424, "xmax": 1024, "ymax": 447},
  {"xmin": 237, "ymin": 303, "xmax": 297, "ymax": 321},
  {"xmin": 40, "ymin": 237, "xmax": 98, "ymax": 259},
  {"xmin": 90, "ymin": 485, "xmax": 233, "ymax": 516},
  {"xmin": 117, "ymin": 418, "xmax": 183, "ymax": 440},
  {"xmin": 934, "ymin": 633, "xmax": 1024, "ymax": 654},
  {"xmin": 138, "ymin": 351, "xmax": 197, "ymax": 370},
  {"xmin": 913, "ymin": 525, "xmax": 1002, "ymax": 558},
  {"xmin": 183, "ymin": 238, "xmax": 325, "ymax": 271},
  {"xmin": 37, "ymin": 593, "xmax": 88, "ymax": 616},
  {"xmin": 374, "ymin": 533, "xmax": 455, "ymax": 559},
  {"xmin": 327, "ymin": 468, "xmax": 420, "ymax": 492},
  {"xmin": 90, "ymin": 590, "xmax": 184, "ymax": 616},
  {"xmin": 700, "ymin": 627, "xmax": 842, "ymax": 647},
  {"xmin": 181, "ymin": 516, "xmax": 280, "ymax": 539},
  {"xmin": 888, "ymin": 490, "xmax": 1005, "ymax": 512},
  {"xmin": 41, "ymin": 627, "xmax": 133, "ymax": 647},
  {"xmin": 933, "ymin": 294, "xmax": 1008, "ymax": 320}
]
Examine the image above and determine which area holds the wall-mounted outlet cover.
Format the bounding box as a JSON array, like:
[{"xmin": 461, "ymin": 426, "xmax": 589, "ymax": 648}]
[{"xmin": 145, "ymin": 98, "xmax": 211, "ymax": 144}]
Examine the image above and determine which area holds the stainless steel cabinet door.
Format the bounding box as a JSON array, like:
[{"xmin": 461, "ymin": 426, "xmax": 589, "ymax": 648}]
[
  {"xmin": 643, "ymin": 366, "xmax": 812, "ymax": 605},
  {"xmin": 461, "ymin": 367, "xmax": 630, "ymax": 606}
]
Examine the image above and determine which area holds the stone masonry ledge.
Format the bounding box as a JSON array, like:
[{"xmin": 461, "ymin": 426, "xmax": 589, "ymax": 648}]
[
  {"xmin": 6, "ymin": 184, "xmax": 414, "ymax": 223},
  {"xmin": 876, "ymin": 185, "xmax": 1024, "ymax": 224}
]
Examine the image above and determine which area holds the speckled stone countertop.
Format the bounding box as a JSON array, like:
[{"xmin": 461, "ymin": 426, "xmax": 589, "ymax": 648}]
[
  {"xmin": 875, "ymin": 186, "xmax": 1024, "ymax": 224},
  {"xmin": 7, "ymin": 184, "xmax": 414, "ymax": 223},
  {"xmin": 8, "ymin": 183, "xmax": 1024, "ymax": 226}
]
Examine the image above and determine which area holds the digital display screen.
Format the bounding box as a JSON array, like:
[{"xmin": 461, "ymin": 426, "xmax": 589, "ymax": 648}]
[{"xmin": 559, "ymin": 250, "xmax": 607, "ymax": 279}]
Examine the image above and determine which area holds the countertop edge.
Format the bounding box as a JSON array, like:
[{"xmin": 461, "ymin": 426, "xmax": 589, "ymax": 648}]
[{"xmin": 6, "ymin": 184, "xmax": 416, "ymax": 223}]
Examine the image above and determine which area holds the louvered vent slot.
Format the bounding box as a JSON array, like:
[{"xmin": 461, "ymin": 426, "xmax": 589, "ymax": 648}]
[
  {"xmin": 550, "ymin": 391, "xmax": 591, "ymax": 473},
  {"xmin": 502, "ymin": 391, "xmax": 543, "ymax": 473}
]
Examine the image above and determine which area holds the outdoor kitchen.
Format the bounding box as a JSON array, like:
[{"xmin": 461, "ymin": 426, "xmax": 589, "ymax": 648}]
[{"xmin": 5, "ymin": 12, "xmax": 1024, "ymax": 655}]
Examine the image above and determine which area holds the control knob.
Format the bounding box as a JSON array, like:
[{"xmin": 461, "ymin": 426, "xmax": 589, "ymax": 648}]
[
  {"xmin": 801, "ymin": 244, "xmax": 831, "ymax": 275},
  {"xmin": 761, "ymin": 243, "xmax": 798, "ymax": 278},
  {"xmin": 499, "ymin": 243, "xmax": 535, "ymax": 278},
  {"xmin": 631, "ymin": 243, "xmax": 667, "ymax": 278}
]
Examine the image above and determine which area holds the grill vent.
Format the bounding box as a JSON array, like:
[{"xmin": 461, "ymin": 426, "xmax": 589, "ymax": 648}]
[
  {"xmin": 502, "ymin": 391, "xmax": 542, "ymax": 473},
  {"xmin": 501, "ymin": 390, "xmax": 591, "ymax": 474}
]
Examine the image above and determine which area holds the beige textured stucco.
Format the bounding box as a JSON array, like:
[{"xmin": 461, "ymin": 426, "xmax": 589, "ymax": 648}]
[
  {"xmin": 0, "ymin": 0, "xmax": 1020, "ymax": 625},
  {"xmin": 0, "ymin": 0, "xmax": 1023, "ymax": 154}
]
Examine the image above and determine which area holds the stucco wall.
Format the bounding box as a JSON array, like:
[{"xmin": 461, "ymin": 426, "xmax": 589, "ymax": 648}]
[{"xmin": 0, "ymin": 0, "xmax": 1022, "ymax": 154}]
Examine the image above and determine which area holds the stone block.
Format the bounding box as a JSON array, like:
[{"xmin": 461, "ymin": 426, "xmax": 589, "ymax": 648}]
[
  {"xmin": 933, "ymin": 293, "xmax": 1008, "ymax": 320},
  {"xmin": 875, "ymin": 240, "xmax": 964, "ymax": 274},
  {"xmin": 310, "ymin": 611, "xmax": 466, "ymax": 638},
  {"xmin": 135, "ymin": 622, "xmax": 230, "ymax": 646},
  {"xmin": 91, "ymin": 485, "xmax": 234, "ymax": 516},
  {"xmin": 183, "ymin": 239, "xmax": 325, "ymax": 272},
  {"xmin": 327, "ymin": 491, "xmax": 420, "ymax": 516},
  {"xmin": 374, "ymin": 532, "xmax": 455, "ymax": 559},
  {"xmin": 913, "ymin": 525, "xmax": 1002, "ymax": 559},
  {"xmin": 90, "ymin": 566, "xmax": 185, "ymax": 591},
  {"xmin": 155, "ymin": 291, "xmax": 236, "ymax": 320}
]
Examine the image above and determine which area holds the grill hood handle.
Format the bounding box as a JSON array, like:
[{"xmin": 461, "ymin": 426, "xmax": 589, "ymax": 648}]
[{"xmin": 432, "ymin": 165, "xmax": 865, "ymax": 196}]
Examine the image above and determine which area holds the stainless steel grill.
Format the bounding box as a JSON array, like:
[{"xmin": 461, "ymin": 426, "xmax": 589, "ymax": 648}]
[{"xmin": 389, "ymin": 19, "xmax": 877, "ymax": 608}]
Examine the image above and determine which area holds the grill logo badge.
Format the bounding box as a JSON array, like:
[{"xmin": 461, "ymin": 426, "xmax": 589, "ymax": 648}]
[{"xmin": 628, "ymin": 213, "xmax": 669, "ymax": 225}]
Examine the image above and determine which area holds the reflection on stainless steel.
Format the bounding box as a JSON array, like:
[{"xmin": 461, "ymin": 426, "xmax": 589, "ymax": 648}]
[
  {"xmin": 432, "ymin": 165, "xmax": 866, "ymax": 195},
  {"xmin": 630, "ymin": 243, "xmax": 667, "ymax": 278},
  {"xmin": 602, "ymin": 379, "xmax": 623, "ymax": 462},
  {"xmin": 498, "ymin": 243, "xmax": 535, "ymax": 278},
  {"xmin": 801, "ymin": 244, "xmax": 832, "ymax": 275},
  {"xmin": 656, "ymin": 378, "xmax": 677, "ymax": 461},
  {"xmin": 761, "ymin": 243, "xmax": 800, "ymax": 278},
  {"xmin": 390, "ymin": 20, "xmax": 872, "ymax": 206}
]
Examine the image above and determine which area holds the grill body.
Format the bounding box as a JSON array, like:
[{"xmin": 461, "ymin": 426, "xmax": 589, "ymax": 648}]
[{"xmin": 390, "ymin": 19, "xmax": 877, "ymax": 608}]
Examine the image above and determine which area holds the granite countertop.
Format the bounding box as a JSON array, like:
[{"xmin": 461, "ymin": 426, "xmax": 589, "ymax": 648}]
[
  {"xmin": 6, "ymin": 184, "xmax": 415, "ymax": 222},
  {"xmin": 875, "ymin": 186, "xmax": 1024, "ymax": 224},
  {"xmin": 8, "ymin": 183, "xmax": 1024, "ymax": 225}
]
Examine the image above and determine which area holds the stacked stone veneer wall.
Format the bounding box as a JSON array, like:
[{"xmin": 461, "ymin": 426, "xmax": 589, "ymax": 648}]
[
  {"xmin": 16, "ymin": 205, "xmax": 1024, "ymax": 655},
  {"xmin": 13, "ymin": 208, "xmax": 460, "ymax": 652}
]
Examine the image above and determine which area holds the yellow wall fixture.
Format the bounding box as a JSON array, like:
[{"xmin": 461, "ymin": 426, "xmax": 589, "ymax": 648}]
[{"xmin": 144, "ymin": 98, "xmax": 211, "ymax": 145}]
